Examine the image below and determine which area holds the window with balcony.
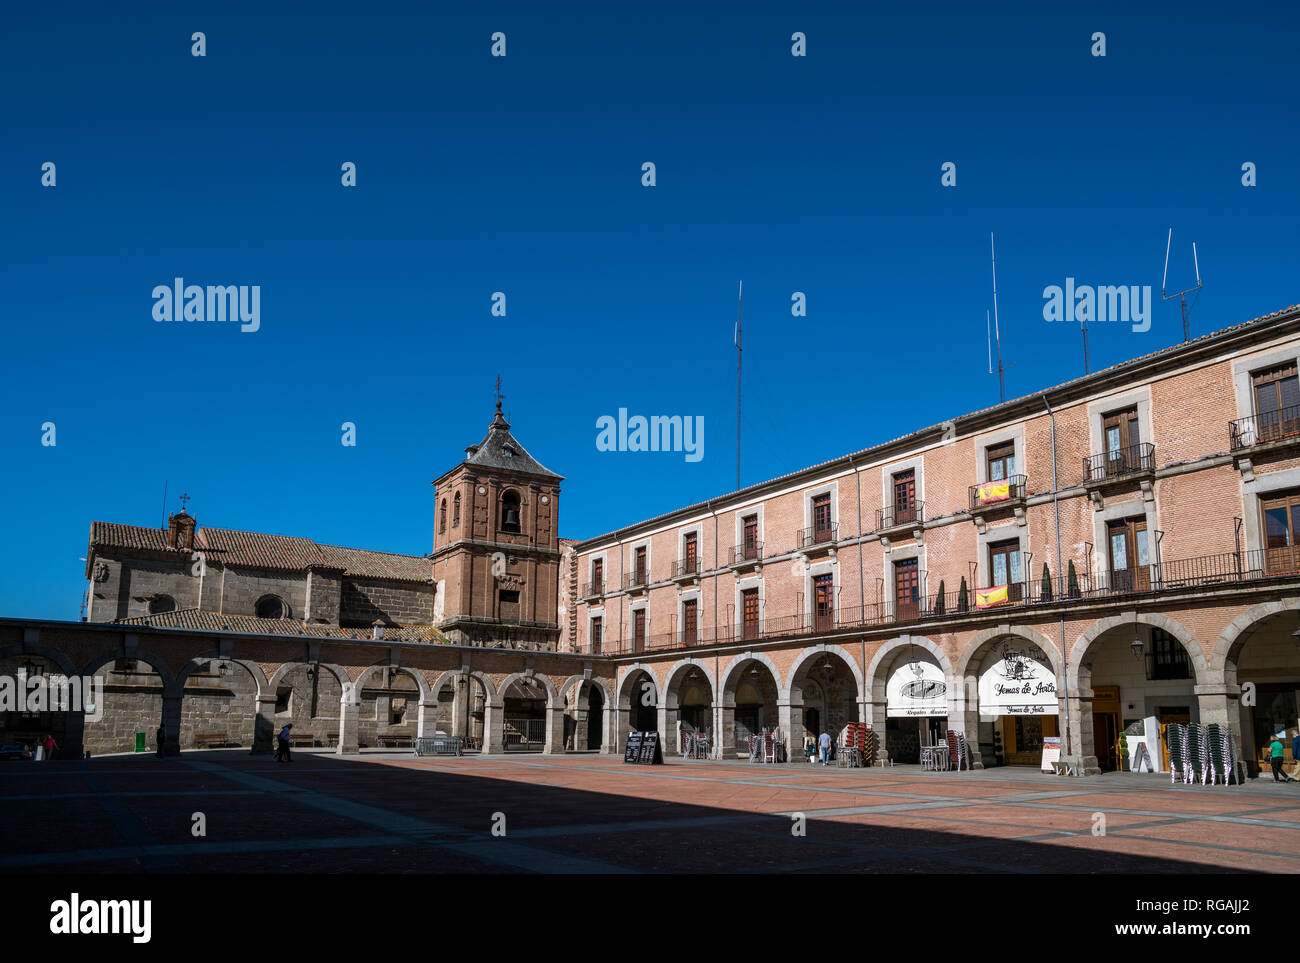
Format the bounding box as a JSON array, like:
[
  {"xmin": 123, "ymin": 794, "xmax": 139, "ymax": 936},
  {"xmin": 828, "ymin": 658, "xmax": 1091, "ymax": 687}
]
[
  {"xmin": 814, "ymin": 573, "xmax": 834, "ymax": 631},
  {"xmin": 812, "ymin": 493, "xmax": 833, "ymax": 542},
  {"xmin": 987, "ymin": 442, "xmax": 1016, "ymax": 481},
  {"xmin": 742, "ymin": 514, "xmax": 759, "ymax": 559},
  {"xmin": 591, "ymin": 558, "xmax": 603, "ymax": 595},
  {"xmin": 682, "ymin": 532, "xmax": 698, "ymax": 576},
  {"xmin": 988, "ymin": 538, "xmax": 1023, "ymax": 602},
  {"xmin": 1252, "ymin": 363, "xmax": 1300, "ymax": 443},
  {"xmin": 590, "ymin": 616, "xmax": 602, "ymax": 653},
  {"xmin": 634, "ymin": 546, "xmax": 648, "ymax": 585},
  {"xmin": 1107, "ymin": 516, "xmax": 1150, "ymax": 591},
  {"xmin": 893, "ymin": 470, "xmax": 917, "ymax": 524},
  {"xmin": 741, "ymin": 588, "xmax": 760, "ymax": 640},
  {"xmin": 894, "ymin": 558, "xmax": 919, "ymax": 620},
  {"xmin": 632, "ymin": 609, "xmax": 646, "ymax": 651},
  {"xmin": 1261, "ymin": 489, "xmax": 1300, "ymax": 576},
  {"xmin": 682, "ymin": 598, "xmax": 698, "ymax": 645}
]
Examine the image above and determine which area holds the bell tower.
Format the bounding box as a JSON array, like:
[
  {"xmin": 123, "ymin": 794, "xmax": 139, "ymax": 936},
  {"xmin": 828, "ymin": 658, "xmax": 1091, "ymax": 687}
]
[{"xmin": 429, "ymin": 388, "xmax": 563, "ymax": 649}]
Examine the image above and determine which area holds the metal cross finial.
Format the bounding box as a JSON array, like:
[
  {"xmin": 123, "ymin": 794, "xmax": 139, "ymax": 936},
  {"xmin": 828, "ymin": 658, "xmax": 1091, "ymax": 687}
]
[
  {"xmin": 179, "ymin": 492, "xmax": 192, "ymax": 513},
  {"xmin": 494, "ymin": 374, "xmax": 506, "ymax": 411}
]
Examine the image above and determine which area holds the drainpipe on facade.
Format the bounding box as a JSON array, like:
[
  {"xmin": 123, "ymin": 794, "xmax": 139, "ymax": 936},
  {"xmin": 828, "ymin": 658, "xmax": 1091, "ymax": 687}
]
[
  {"xmin": 1042, "ymin": 392, "xmax": 1073, "ymax": 762},
  {"xmin": 709, "ymin": 499, "xmax": 721, "ymax": 758},
  {"xmin": 850, "ymin": 453, "xmax": 865, "ymax": 613}
]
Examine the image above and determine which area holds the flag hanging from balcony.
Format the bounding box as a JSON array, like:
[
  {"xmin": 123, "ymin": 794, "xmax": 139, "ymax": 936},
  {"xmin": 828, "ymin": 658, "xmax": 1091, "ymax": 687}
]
[
  {"xmin": 975, "ymin": 585, "xmax": 1009, "ymax": 609},
  {"xmin": 976, "ymin": 480, "xmax": 1011, "ymax": 504}
]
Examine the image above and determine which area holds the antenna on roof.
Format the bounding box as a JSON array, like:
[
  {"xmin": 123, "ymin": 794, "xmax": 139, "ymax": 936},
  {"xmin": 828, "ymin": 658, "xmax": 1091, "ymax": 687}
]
[
  {"xmin": 160, "ymin": 479, "xmax": 168, "ymax": 528},
  {"xmin": 1162, "ymin": 228, "xmax": 1203, "ymax": 342},
  {"xmin": 735, "ymin": 280, "xmax": 742, "ymax": 490},
  {"xmin": 989, "ymin": 233, "xmax": 1006, "ymax": 403}
]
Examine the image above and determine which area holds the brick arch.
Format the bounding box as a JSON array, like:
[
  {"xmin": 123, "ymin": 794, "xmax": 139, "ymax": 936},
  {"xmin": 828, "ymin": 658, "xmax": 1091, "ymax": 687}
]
[
  {"xmin": 175, "ymin": 654, "xmax": 269, "ymax": 697},
  {"xmin": 1211, "ymin": 597, "xmax": 1300, "ymax": 684},
  {"xmin": 718, "ymin": 651, "xmax": 782, "ymax": 707},
  {"xmin": 955, "ymin": 624, "xmax": 1062, "ymax": 681},
  {"xmin": 616, "ymin": 663, "xmax": 660, "ymax": 709},
  {"xmin": 496, "ymin": 669, "xmax": 558, "ymax": 708},
  {"xmin": 0, "ymin": 643, "xmax": 78, "ymax": 678},
  {"xmin": 661, "ymin": 658, "xmax": 717, "ymax": 709},
  {"xmin": 354, "ymin": 661, "xmax": 433, "ymax": 703},
  {"xmin": 429, "ymin": 668, "xmax": 497, "ymax": 702},
  {"xmin": 81, "ymin": 650, "xmax": 176, "ymax": 694},
  {"xmin": 786, "ymin": 643, "xmax": 864, "ymax": 702},
  {"xmin": 867, "ymin": 635, "xmax": 954, "ymax": 702},
  {"xmin": 556, "ymin": 674, "xmax": 614, "ymax": 709},
  {"xmin": 1069, "ymin": 611, "xmax": 1207, "ymax": 687},
  {"xmin": 267, "ymin": 659, "xmax": 351, "ymax": 694}
]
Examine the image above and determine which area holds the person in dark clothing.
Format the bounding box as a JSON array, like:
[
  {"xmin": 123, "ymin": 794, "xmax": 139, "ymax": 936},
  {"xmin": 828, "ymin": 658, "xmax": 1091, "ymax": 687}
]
[
  {"xmin": 156, "ymin": 725, "xmax": 166, "ymax": 758},
  {"xmin": 1269, "ymin": 734, "xmax": 1290, "ymax": 782},
  {"xmin": 277, "ymin": 723, "xmax": 293, "ymax": 763}
]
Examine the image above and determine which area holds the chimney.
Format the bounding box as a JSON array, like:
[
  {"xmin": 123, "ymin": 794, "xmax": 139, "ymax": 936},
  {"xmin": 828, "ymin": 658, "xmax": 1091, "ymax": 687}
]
[{"xmin": 371, "ymin": 619, "xmax": 385, "ymax": 641}]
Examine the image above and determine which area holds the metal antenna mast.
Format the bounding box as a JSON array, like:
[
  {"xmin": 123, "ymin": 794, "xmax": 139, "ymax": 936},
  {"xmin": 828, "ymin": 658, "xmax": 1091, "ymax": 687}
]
[
  {"xmin": 990, "ymin": 234, "xmax": 1005, "ymax": 402},
  {"xmin": 1162, "ymin": 228, "xmax": 1203, "ymax": 342},
  {"xmin": 735, "ymin": 281, "xmax": 742, "ymax": 490}
]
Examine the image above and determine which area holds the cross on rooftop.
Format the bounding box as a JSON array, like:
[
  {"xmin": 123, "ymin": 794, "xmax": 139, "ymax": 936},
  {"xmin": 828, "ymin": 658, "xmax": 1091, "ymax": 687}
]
[
  {"xmin": 179, "ymin": 492, "xmax": 192, "ymax": 513},
  {"xmin": 494, "ymin": 374, "xmax": 506, "ymax": 412}
]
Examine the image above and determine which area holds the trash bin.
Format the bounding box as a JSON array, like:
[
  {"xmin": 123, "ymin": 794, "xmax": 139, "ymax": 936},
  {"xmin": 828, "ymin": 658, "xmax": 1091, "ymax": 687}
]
[{"xmin": 134, "ymin": 731, "xmax": 146, "ymax": 753}]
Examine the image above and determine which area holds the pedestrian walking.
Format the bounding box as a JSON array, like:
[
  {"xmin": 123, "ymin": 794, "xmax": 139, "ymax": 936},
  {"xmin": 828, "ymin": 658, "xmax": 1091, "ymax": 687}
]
[
  {"xmin": 1269, "ymin": 733, "xmax": 1289, "ymax": 782},
  {"xmin": 43, "ymin": 734, "xmax": 57, "ymax": 760},
  {"xmin": 277, "ymin": 723, "xmax": 293, "ymax": 763},
  {"xmin": 819, "ymin": 729, "xmax": 831, "ymax": 765},
  {"xmin": 155, "ymin": 725, "xmax": 166, "ymax": 758}
]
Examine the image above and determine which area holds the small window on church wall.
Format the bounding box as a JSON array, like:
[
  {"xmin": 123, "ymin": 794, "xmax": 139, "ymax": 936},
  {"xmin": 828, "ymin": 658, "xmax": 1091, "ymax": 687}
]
[
  {"xmin": 453, "ymin": 492, "xmax": 461, "ymax": 528},
  {"xmin": 275, "ymin": 686, "xmax": 292, "ymax": 714},
  {"xmin": 148, "ymin": 595, "xmax": 176, "ymax": 614},
  {"xmin": 256, "ymin": 595, "xmax": 287, "ymax": 620},
  {"xmin": 501, "ymin": 491, "xmax": 522, "ymax": 533},
  {"xmin": 439, "ymin": 499, "xmax": 447, "ymax": 534}
]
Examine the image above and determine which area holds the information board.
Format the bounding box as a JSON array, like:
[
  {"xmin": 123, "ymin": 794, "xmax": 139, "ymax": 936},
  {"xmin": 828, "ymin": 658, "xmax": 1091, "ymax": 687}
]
[{"xmin": 624, "ymin": 730, "xmax": 663, "ymax": 765}]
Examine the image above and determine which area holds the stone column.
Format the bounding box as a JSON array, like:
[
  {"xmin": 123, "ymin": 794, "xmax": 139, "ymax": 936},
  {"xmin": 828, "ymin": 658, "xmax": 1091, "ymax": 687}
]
[
  {"xmin": 337, "ymin": 688, "xmax": 360, "ymax": 754},
  {"xmin": 161, "ymin": 694, "xmax": 183, "ymax": 757},
  {"xmin": 251, "ymin": 695, "xmax": 276, "ymax": 754},
  {"xmin": 482, "ymin": 700, "xmax": 505, "ymax": 754},
  {"xmin": 951, "ymin": 688, "xmax": 982, "ymax": 769},
  {"xmin": 718, "ymin": 703, "xmax": 736, "ymax": 758},
  {"xmin": 614, "ymin": 705, "xmax": 631, "ymax": 755},
  {"xmin": 659, "ymin": 704, "xmax": 680, "ymax": 754},
  {"xmin": 601, "ymin": 702, "xmax": 615, "ymax": 754},
  {"xmin": 778, "ymin": 700, "xmax": 804, "ymax": 763},
  {"xmin": 543, "ymin": 706, "xmax": 566, "ymax": 754},
  {"xmin": 450, "ymin": 677, "xmax": 467, "ymax": 739},
  {"xmin": 416, "ymin": 696, "xmax": 429, "ymax": 739},
  {"xmin": 1063, "ymin": 686, "xmax": 1101, "ymax": 776},
  {"xmin": 1196, "ymin": 682, "xmax": 1245, "ymax": 773}
]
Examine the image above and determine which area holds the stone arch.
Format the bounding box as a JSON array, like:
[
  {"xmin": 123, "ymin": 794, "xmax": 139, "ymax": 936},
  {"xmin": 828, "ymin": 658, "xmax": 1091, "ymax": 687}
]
[
  {"xmin": 0, "ymin": 643, "xmax": 86, "ymax": 757},
  {"xmin": 1070, "ymin": 611, "xmax": 1207, "ymax": 686},
  {"xmin": 787, "ymin": 643, "xmax": 864, "ymax": 702},
  {"xmin": 0, "ymin": 643, "xmax": 77, "ymax": 679},
  {"xmin": 661, "ymin": 658, "xmax": 717, "ymax": 709},
  {"xmin": 430, "ymin": 668, "xmax": 498, "ymax": 704},
  {"xmin": 176, "ymin": 654, "xmax": 269, "ymax": 696},
  {"xmin": 354, "ymin": 661, "xmax": 433, "ymax": 702},
  {"xmin": 866, "ymin": 635, "xmax": 954, "ymax": 703},
  {"xmin": 497, "ymin": 669, "xmax": 558, "ymax": 708},
  {"xmin": 78, "ymin": 650, "xmax": 175, "ymax": 755},
  {"xmin": 556, "ymin": 674, "xmax": 614, "ymax": 709},
  {"xmin": 616, "ymin": 663, "xmax": 661, "ymax": 709},
  {"xmin": 81, "ymin": 650, "xmax": 176, "ymax": 694},
  {"xmin": 718, "ymin": 651, "xmax": 783, "ymax": 704},
  {"xmin": 1211, "ymin": 598, "xmax": 1300, "ymax": 685},
  {"xmin": 556, "ymin": 675, "xmax": 614, "ymax": 753},
  {"xmin": 955, "ymin": 624, "xmax": 1062, "ymax": 682},
  {"xmin": 269, "ymin": 658, "xmax": 351, "ymax": 693}
]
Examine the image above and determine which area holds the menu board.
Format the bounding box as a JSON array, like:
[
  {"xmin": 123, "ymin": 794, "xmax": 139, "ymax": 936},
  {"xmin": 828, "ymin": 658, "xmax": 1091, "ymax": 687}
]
[{"xmin": 624, "ymin": 730, "xmax": 663, "ymax": 765}]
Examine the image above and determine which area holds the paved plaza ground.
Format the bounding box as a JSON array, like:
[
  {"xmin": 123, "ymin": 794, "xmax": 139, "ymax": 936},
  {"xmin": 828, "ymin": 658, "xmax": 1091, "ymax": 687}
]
[{"xmin": 2, "ymin": 750, "xmax": 1298, "ymax": 874}]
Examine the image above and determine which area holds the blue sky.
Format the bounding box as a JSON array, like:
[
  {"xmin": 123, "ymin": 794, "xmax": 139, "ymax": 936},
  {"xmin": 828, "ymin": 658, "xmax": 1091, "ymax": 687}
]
[{"xmin": 1, "ymin": 1, "xmax": 1297, "ymax": 619}]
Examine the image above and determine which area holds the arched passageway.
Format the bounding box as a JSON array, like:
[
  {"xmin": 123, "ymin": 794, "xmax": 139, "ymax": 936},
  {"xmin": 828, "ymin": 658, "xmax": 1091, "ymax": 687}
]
[
  {"xmin": 958, "ymin": 630, "xmax": 1061, "ymax": 768},
  {"xmin": 789, "ymin": 648, "xmax": 860, "ymax": 760},
  {"xmin": 1217, "ymin": 603, "xmax": 1300, "ymax": 776},
  {"xmin": 720, "ymin": 656, "xmax": 780, "ymax": 759}
]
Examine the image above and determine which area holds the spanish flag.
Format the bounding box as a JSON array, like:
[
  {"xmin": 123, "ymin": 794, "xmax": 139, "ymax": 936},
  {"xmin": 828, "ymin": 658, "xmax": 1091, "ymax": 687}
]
[
  {"xmin": 976, "ymin": 481, "xmax": 1011, "ymax": 504},
  {"xmin": 975, "ymin": 585, "xmax": 1009, "ymax": 609}
]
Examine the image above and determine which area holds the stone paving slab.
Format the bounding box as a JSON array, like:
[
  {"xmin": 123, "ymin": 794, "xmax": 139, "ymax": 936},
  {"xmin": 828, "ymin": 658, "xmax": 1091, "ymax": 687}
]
[{"xmin": 2, "ymin": 751, "xmax": 1297, "ymax": 873}]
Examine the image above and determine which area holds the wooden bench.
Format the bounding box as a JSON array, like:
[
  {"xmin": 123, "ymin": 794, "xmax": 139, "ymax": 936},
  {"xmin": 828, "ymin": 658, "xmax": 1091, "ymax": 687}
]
[
  {"xmin": 194, "ymin": 732, "xmax": 234, "ymax": 749},
  {"xmin": 376, "ymin": 736, "xmax": 414, "ymax": 748}
]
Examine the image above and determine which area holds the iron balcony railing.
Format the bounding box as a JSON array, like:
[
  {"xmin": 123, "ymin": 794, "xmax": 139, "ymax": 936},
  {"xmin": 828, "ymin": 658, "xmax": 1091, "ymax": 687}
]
[
  {"xmin": 1230, "ymin": 404, "xmax": 1300, "ymax": 449},
  {"xmin": 623, "ymin": 570, "xmax": 650, "ymax": 590},
  {"xmin": 731, "ymin": 540, "xmax": 764, "ymax": 564},
  {"xmin": 876, "ymin": 501, "xmax": 924, "ymax": 531},
  {"xmin": 579, "ymin": 547, "xmax": 1297, "ymax": 656},
  {"xmin": 671, "ymin": 557, "xmax": 701, "ymax": 579},
  {"xmin": 1083, "ymin": 442, "xmax": 1155, "ymax": 483},
  {"xmin": 968, "ymin": 475, "xmax": 1028, "ymax": 511},
  {"xmin": 579, "ymin": 580, "xmax": 604, "ymax": 598},
  {"xmin": 798, "ymin": 523, "xmax": 838, "ymax": 550}
]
